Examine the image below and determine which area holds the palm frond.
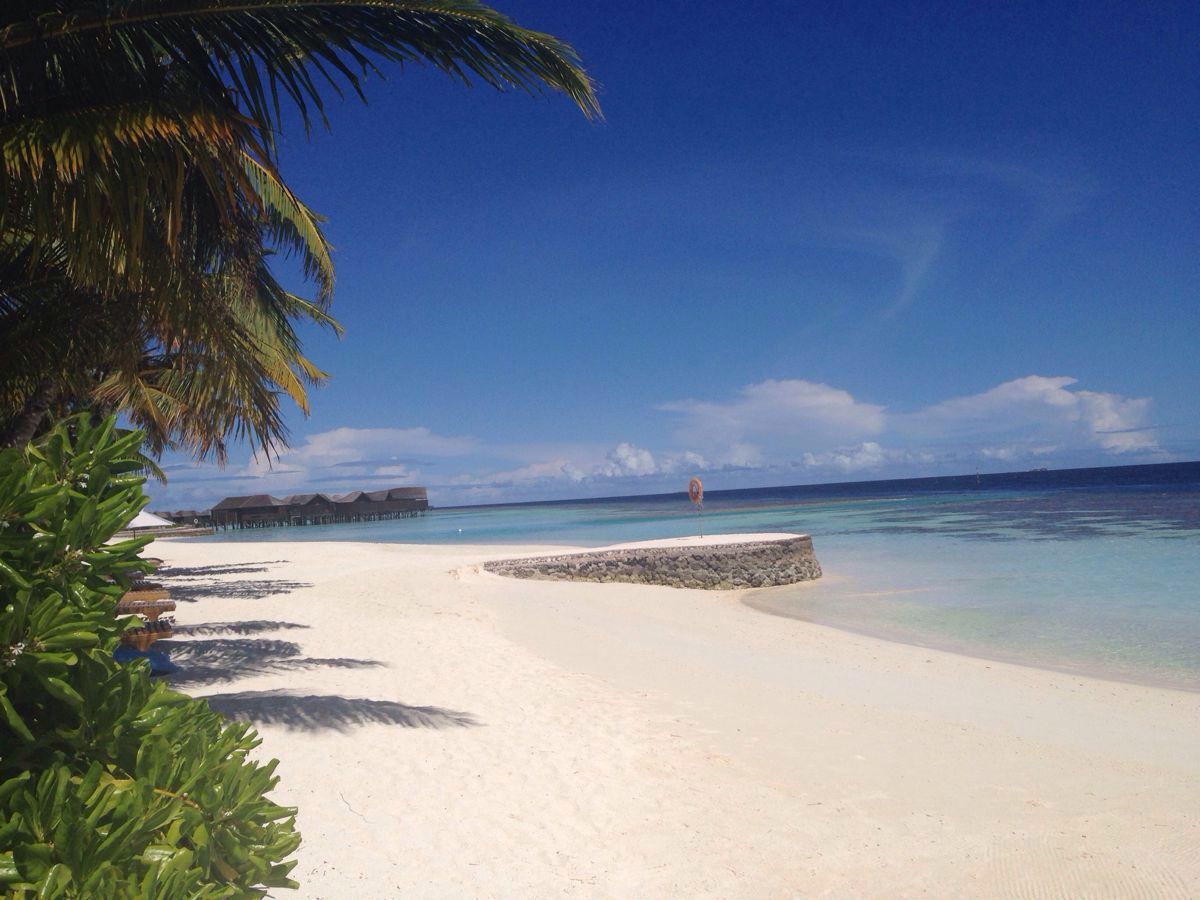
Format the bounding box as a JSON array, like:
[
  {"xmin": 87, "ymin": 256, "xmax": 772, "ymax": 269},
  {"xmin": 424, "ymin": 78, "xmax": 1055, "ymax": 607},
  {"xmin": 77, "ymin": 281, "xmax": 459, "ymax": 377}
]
[
  {"xmin": 1, "ymin": 95, "xmax": 258, "ymax": 292},
  {"xmin": 0, "ymin": 1, "xmax": 601, "ymax": 130},
  {"xmin": 241, "ymin": 154, "xmax": 335, "ymax": 302}
]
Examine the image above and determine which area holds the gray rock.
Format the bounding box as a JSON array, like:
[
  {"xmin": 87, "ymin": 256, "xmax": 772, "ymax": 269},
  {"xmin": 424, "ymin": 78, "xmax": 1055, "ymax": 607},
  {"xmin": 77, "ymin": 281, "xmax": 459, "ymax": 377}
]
[{"xmin": 484, "ymin": 536, "xmax": 822, "ymax": 592}]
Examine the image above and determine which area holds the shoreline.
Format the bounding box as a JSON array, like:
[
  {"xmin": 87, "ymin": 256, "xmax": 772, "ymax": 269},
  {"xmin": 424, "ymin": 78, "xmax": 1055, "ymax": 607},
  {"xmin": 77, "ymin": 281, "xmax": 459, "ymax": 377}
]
[
  {"xmin": 175, "ymin": 532, "xmax": 1198, "ymax": 694},
  {"xmin": 147, "ymin": 537, "xmax": 1200, "ymax": 897},
  {"xmin": 744, "ymin": 582, "xmax": 1200, "ymax": 696}
]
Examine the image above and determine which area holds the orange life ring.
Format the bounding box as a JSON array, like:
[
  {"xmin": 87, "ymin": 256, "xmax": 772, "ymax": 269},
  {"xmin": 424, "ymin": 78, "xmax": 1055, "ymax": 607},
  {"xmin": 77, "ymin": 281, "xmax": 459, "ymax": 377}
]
[{"xmin": 688, "ymin": 477, "xmax": 703, "ymax": 506}]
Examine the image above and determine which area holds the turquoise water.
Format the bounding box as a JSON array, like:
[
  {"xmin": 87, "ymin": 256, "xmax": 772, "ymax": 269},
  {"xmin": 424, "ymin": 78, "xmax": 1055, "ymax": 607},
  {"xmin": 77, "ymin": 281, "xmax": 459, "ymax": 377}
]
[{"xmin": 196, "ymin": 467, "xmax": 1200, "ymax": 690}]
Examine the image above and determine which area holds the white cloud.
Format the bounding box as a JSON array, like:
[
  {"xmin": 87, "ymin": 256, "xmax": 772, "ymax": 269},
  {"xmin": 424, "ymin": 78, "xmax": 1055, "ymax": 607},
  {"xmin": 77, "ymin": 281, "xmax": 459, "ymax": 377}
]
[
  {"xmin": 654, "ymin": 375, "xmax": 1159, "ymax": 482},
  {"xmin": 219, "ymin": 425, "xmax": 481, "ymax": 495},
  {"xmin": 722, "ymin": 443, "xmax": 763, "ymax": 468},
  {"xmin": 471, "ymin": 443, "xmax": 708, "ymax": 488},
  {"xmin": 467, "ymin": 459, "xmax": 588, "ymax": 486},
  {"xmin": 372, "ymin": 464, "xmax": 414, "ymax": 479},
  {"xmin": 912, "ymin": 152, "xmax": 1094, "ymax": 254},
  {"xmin": 660, "ymin": 379, "xmax": 886, "ymax": 464},
  {"xmin": 244, "ymin": 426, "xmax": 476, "ymax": 476},
  {"xmin": 833, "ymin": 149, "xmax": 1094, "ymax": 314},
  {"xmin": 801, "ymin": 441, "xmax": 888, "ymax": 472},
  {"xmin": 902, "ymin": 376, "xmax": 1156, "ymax": 454},
  {"xmin": 798, "ymin": 442, "xmax": 939, "ymax": 474},
  {"xmin": 600, "ymin": 442, "xmax": 659, "ymax": 477},
  {"xmin": 828, "ymin": 220, "xmax": 946, "ymax": 319},
  {"xmin": 152, "ymin": 425, "xmax": 479, "ymax": 509},
  {"xmin": 146, "ymin": 375, "xmax": 1165, "ymax": 511}
]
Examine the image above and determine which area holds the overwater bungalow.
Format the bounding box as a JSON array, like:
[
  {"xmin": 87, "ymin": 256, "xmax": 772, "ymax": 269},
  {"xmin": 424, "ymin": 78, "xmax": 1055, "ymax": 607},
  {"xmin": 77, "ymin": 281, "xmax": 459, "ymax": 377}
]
[{"xmin": 205, "ymin": 486, "xmax": 429, "ymax": 530}]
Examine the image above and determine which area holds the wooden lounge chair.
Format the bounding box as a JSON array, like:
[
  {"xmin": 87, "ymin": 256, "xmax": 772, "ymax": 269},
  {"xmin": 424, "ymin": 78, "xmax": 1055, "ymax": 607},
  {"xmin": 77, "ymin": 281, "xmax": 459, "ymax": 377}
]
[
  {"xmin": 121, "ymin": 584, "xmax": 170, "ymax": 603},
  {"xmin": 116, "ymin": 564, "xmax": 174, "ymax": 650},
  {"xmin": 120, "ymin": 621, "xmax": 174, "ymax": 652},
  {"xmin": 114, "ymin": 598, "xmax": 176, "ymax": 621}
]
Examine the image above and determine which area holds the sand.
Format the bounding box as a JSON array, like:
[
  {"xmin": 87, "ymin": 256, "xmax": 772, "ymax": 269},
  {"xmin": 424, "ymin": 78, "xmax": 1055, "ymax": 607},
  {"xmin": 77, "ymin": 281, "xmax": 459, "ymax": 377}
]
[{"xmin": 149, "ymin": 537, "xmax": 1200, "ymax": 898}]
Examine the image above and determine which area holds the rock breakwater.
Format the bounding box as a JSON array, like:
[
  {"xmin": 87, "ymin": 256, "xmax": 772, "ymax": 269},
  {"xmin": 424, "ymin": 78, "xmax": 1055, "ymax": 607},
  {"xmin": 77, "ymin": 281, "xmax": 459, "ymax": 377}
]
[{"xmin": 485, "ymin": 534, "xmax": 822, "ymax": 590}]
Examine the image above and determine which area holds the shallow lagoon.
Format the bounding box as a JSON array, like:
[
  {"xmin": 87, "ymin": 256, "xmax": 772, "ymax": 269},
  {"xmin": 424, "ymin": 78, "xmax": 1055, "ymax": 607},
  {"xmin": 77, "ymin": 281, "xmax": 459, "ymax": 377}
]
[{"xmin": 198, "ymin": 465, "xmax": 1200, "ymax": 690}]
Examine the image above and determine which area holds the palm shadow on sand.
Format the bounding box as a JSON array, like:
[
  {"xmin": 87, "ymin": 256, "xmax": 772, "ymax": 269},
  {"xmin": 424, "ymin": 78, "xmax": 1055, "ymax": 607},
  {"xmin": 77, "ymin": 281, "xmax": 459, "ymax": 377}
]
[
  {"xmin": 157, "ymin": 561, "xmax": 288, "ymax": 577},
  {"xmin": 163, "ymin": 579, "xmax": 313, "ymax": 603},
  {"xmin": 154, "ymin": 566, "xmax": 480, "ymax": 732},
  {"xmin": 171, "ymin": 620, "xmax": 310, "ymax": 637},
  {"xmin": 161, "ymin": 637, "xmax": 383, "ymax": 688},
  {"xmin": 201, "ymin": 689, "xmax": 479, "ymax": 731},
  {"xmin": 154, "ymin": 561, "xmax": 310, "ymax": 603}
]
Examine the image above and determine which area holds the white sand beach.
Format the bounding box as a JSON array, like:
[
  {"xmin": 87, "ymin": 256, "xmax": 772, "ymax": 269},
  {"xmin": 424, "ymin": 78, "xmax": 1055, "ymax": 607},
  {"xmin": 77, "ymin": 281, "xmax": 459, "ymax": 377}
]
[{"xmin": 151, "ymin": 538, "xmax": 1200, "ymax": 898}]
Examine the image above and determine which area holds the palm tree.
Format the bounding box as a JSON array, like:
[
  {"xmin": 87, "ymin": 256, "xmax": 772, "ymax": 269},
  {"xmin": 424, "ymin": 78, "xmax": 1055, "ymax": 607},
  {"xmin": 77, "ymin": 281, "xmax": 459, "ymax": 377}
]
[
  {"xmin": 0, "ymin": 244, "xmax": 342, "ymax": 459},
  {"xmin": 0, "ymin": 0, "xmax": 599, "ymax": 453},
  {"xmin": 0, "ymin": 148, "xmax": 342, "ymax": 455}
]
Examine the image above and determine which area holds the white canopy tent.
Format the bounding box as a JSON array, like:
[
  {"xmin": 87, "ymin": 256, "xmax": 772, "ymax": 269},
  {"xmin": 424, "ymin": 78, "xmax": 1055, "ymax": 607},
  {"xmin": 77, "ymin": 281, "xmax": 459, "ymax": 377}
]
[{"xmin": 127, "ymin": 510, "xmax": 174, "ymax": 529}]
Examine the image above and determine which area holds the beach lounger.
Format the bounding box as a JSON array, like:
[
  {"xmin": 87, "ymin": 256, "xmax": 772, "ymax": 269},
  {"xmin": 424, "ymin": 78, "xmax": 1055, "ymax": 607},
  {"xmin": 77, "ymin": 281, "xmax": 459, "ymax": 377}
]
[
  {"xmin": 115, "ymin": 562, "xmax": 175, "ymax": 655},
  {"xmin": 120, "ymin": 620, "xmax": 174, "ymax": 651},
  {"xmin": 114, "ymin": 597, "xmax": 176, "ymax": 620},
  {"xmin": 120, "ymin": 582, "xmax": 170, "ymax": 602}
]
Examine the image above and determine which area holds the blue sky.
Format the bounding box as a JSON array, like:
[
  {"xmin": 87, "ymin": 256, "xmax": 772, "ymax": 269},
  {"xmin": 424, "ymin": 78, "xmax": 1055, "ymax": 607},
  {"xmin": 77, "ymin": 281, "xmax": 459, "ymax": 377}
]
[{"xmin": 150, "ymin": 0, "xmax": 1199, "ymax": 509}]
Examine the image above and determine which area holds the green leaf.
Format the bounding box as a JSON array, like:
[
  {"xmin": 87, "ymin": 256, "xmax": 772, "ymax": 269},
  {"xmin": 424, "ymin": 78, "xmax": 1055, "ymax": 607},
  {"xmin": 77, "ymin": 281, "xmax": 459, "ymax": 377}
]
[
  {"xmin": 35, "ymin": 862, "xmax": 72, "ymax": 898},
  {"xmin": 0, "ymin": 852, "xmax": 19, "ymax": 885},
  {"xmin": 0, "ymin": 685, "xmax": 34, "ymax": 742},
  {"xmin": 0, "ymin": 560, "xmax": 32, "ymax": 590},
  {"xmin": 43, "ymin": 677, "xmax": 85, "ymax": 709}
]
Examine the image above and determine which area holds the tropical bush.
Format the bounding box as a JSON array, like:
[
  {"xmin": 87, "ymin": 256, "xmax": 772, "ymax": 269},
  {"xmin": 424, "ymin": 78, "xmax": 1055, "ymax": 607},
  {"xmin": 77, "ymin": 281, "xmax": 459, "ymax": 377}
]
[{"xmin": 0, "ymin": 416, "xmax": 300, "ymax": 897}]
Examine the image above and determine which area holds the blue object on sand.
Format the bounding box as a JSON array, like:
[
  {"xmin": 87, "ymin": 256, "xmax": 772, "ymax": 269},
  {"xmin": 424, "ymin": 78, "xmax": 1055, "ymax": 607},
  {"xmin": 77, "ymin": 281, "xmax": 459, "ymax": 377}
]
[{"xmin": 113, "ymin": 644, "xmax": 177, "ymax": 676}]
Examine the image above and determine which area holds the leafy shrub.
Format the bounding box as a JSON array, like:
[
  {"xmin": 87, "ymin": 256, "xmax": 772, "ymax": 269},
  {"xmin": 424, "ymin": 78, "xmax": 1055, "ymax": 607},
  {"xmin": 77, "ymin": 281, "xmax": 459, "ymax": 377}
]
[{"xmin": 0, "ymin": 417, "xmax": 300, "ymax": 897}]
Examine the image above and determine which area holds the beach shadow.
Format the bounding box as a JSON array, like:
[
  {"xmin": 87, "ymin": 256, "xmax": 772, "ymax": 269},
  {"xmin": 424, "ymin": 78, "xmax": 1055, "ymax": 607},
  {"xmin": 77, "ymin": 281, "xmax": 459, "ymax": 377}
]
[
  {"xmin": 203, "ymin": 689, "xmax": 479, "ymax": 732},
  {"xmin": 159, "ymin": 637, "xmax": 383, "ymax": 688},
  {"xmin": 157, "ymin": 562, "xmax": 287, "ymax": 577},
  {"xmin": 162, "ymin": 578, "xmax": 313, "ymax": 603},
  {"xmin": 171, "ymin": 620, "xmax": 311, "ymax": 637}
]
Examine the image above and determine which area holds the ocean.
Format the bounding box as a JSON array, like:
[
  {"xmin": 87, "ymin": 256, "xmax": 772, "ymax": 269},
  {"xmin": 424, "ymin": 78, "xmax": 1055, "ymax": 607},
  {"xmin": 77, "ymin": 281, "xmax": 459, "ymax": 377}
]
[{"xmin": 197, "ymin": 462, "xmax": 1200, "ymax": 691}]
